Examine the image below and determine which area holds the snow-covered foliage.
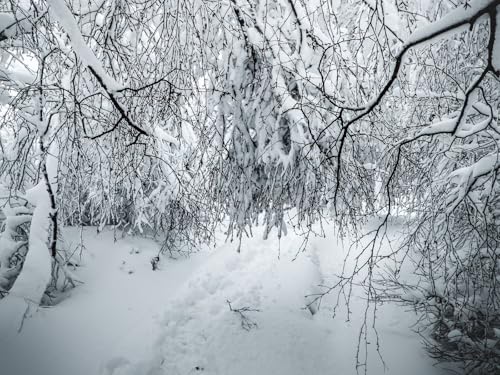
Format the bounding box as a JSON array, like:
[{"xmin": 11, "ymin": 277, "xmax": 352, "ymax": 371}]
[
  {"xmin": 0, "ymin": 0, "xmax": 499, "ymax": 373},
  {"xmin": 0, "ymin": 200, "xmax": 31, "ymax": 295},
  {"xmin": 0, "ymin": 0, "xmax": 214, "ymax": 254}
]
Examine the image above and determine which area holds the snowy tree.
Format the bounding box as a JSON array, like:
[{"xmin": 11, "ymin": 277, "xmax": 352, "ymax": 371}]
[
  {"xmin": 0, "ymin": 0, "xmax": 498, "ymax": 372},
  {"xmin": 202, "ymin": 0, "xmax": 500, "ymax": 371}
]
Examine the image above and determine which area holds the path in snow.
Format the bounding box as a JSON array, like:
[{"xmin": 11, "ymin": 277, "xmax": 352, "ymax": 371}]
[
  {"xmin": 110, "ymin": 231, "xmax": 331, "ymax": 375},
  {"xmin": 109, "ymin": 224, "xmax": 440, "ymax": 375},
  {"xmin": 0, "ymin": 224, "xmax": 442, "ymax": 375}
]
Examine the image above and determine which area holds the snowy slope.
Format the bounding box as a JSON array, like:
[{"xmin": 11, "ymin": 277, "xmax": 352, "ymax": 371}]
[{"xmin": 0, "ymin": 224, "xmax": 440, "ymax": 375}]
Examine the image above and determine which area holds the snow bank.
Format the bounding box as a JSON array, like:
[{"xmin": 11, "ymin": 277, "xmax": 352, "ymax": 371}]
[{"xmin": 0, "ymin": 182, "xmax": 52, "ymax": 337}]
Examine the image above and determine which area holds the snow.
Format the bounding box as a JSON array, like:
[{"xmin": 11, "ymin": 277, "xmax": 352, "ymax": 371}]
[
  {"xmin": 405, "ymin": 0, "xmax": 494, "ymax": 47},
  {"xmin": 450, "ymin": 152, "xmax": 499, "ymax": 187},
  {"xmin": 0, "ymin": 67, "xmax": 36, "ymax": 86},
  {"xmin": 0, "ymin": 223, "xmax": 439, "ymax": 375},
  {"xmin": 0, "ymin": 12, "xmax": 32, "ymax": 40},
  {"xmin": 0, "ymin": 13, "xmax": 16, "ymax": 36},
  {"xmin": 46, "ymin": 0, "xmax": 124, "ymax": 92},
  {"xmin": 417, "ymin": 117, "xmax": 456, "ymax": 137},
  {"xmin": 0, "ymin": 228, "xmax": 207, "ymax": 375},
  {"xmin": 0, "ymin": 206, "xmax": 31, "ymax": 290},
  {"xmin": 0, "ymin": 0, "xmax": 496, "ymax": 373},
  {"xmin": 493, "ymin": 4, "xmax": 500, "ymax": 73},
  {"xmin": 447, "ymin": 329, "xmax": 463, "ymax": 342},
  {"xmin": 154, "ymin": 126, "xmax": 179, "ymax": 146},
  {"xmin": 0, "ymin": 182, "xmax": 52, "ymax": 336},
  {"xmin": 494, "ymin": 328, "xmax": 500, "ymax": 338}
]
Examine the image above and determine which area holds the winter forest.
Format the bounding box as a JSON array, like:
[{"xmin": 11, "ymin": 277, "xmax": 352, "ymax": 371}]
[{"xmin": 0, "ymin": 0, "xmax": 499, "ymax": 374}]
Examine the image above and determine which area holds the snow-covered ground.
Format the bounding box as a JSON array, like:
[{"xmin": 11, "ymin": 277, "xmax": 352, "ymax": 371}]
[{"xmin": 0, "ymin": 224, "xmax": 441, "ymax": 375}]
